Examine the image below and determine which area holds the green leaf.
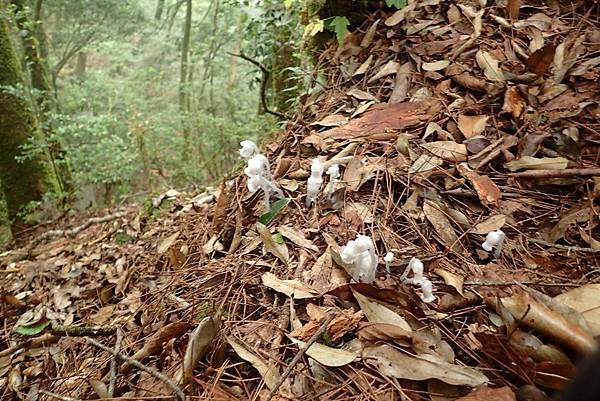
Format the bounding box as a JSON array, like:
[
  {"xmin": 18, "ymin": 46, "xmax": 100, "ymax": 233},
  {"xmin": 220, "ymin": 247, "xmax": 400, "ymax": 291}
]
[
  {"xmin": 272, "ymin": 232, "xmax": 284, "ymax": 244},
  {"xmin": 386, "ymin": 0, "xmax": 408, "ymax": 8},
  {"xmin": 327, "ymin": 16, "xmax": 350, "ymax": 44},
  {"xmin": 15, "ymin": 320, "xmax": 50, "ymax": 336},
  {"xmin": 259, "ymin": 197, "xmax": 291, "ymax": 225}
]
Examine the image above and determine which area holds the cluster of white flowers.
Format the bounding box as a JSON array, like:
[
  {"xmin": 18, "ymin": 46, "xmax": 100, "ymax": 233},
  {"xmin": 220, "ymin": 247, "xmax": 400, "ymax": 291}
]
[
  {"xmin": 239, "ymin": 140, "xmax": 283, "ymax": 209},
  {"xmin": 340, "ymin": 234, "xmax": 378, "ymax": 283},
  {"xmin": 401, "ymin": 257, "xmax": 435, "ymax": 303}
]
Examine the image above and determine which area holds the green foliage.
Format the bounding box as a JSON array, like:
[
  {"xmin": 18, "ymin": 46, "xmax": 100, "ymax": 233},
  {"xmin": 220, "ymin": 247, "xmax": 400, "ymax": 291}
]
[
  {"xmin": 259, "ymin": 197, "xmax": 291, "ymax": 225},
  {"xmin": 386, "ymin": 0, "xmax": 408, "ymax": 8},
  {"xmin": 325, "ymin": 16, "xmax": 350, "ymax": 44},
  {"xmin": 15, "ymin": 320, "xmax": 50, "ymax": 336}
]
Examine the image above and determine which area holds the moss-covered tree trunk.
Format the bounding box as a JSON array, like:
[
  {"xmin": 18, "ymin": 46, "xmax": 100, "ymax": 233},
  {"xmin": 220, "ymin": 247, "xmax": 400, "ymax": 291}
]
[
  {"xmin": 179, "ymin": 0, "xmax": 192, "ymax": 160},
  {"xmin": 0, "ymin": 10, "xmax": 54, "ymax": 233},
  {"xmin": 10, "ymin": 0, "xmax": 73, "ymax": 194}
]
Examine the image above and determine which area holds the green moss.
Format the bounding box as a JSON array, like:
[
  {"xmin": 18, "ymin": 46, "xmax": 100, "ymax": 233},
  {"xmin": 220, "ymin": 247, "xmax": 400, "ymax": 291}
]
[{"xmin": 0, "ymin": 12, "xmax": 56, "ymax": 231}]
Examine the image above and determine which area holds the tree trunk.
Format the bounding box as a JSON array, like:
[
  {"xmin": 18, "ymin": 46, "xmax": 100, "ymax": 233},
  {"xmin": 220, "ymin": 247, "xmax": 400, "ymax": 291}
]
[
  {"xmin": 0, "ymin": 11, "xmax": 55, "ymax": 233},
  {"xmin": 179, "ymin": 0, "xmax": 192, "ymax": 159},
  {"xmin": 155, "ymin": 0, "xmax": 165, "ymax": 21},
  {"xmin": 74, "ymin": 51, "xmax": 87, "ymax": 80},
  {"xmin": 10, "ymin": 0, "xmax": 73, "ymax": 194}
]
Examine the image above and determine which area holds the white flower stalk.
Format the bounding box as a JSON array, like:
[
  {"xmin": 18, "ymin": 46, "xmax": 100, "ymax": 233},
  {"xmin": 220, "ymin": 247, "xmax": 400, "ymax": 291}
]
[
  {"xmin": 340, "ymin": 234, "xmax": 378, "ymax": 283},
  {"xmin": 482, "ymin": 229, "xmax": 505, "ymax": 259},
  {"xmin": 384, "ymin": 252, "xmax": 394, "ymax": 277},
  {"xmin": 239, "ymin": 140, "xmax": 259, "ymax": 159},
  {"xmin": 306, "ymin": 158, "xmax": 324, "ymax": 207},
  {"xmin": 420, "ymin": 278, "xmax": 435, "ymax": 303},
  {"xmin": 400, "ymin": 257, "xmax": 424, "ymax": 284},
  {"xmin": 325, "ymin": 164, "xmax": 340, "ymax": 197},
  {"xmin": 243, "ymin": 151, "xmax": 283, "ymax": 210}
]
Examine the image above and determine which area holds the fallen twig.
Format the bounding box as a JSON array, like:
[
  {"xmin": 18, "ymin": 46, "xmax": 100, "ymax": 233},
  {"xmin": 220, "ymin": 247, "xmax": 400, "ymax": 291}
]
[
  {"xmin": 108, "ymin": 328, "xmax": 123, "ymax": 397},
  {"xmin": 509, "ymin": 168, "xmax": 600, "ymax": 179},
  {"xmin": 52, "ymin": 323, "xmax": 117, "ymax": 337},
  {"xmin": 86, "ymin": 337, "xmax": 185, "ymax": 401},
  {"xmin": 0, "ymin": 333, "xmax": 58, "ymax": 357},
  {"xmin": 528, "ymin": 238, "xmax": 600, "ymax": 254},
  {"xmin": 264, "ymin": 314, "xmax": 335, "ymax": 401},
  {"xmin": 29, "ymin": 211, "xmax": 128, "ymax": 251}
]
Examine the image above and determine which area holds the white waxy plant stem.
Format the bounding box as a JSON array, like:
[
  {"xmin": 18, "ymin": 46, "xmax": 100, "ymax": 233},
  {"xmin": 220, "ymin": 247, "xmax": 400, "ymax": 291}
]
[
  {"xmin": 482, "ymin": 229, "xmax": 505, "ymax": 259},
  {"xmin": 325, "ymin": 164, "xmax": 340, "ymax": 197},
  {"xmin": 306, "ymin": 158, "xmax": 324, "ymax": 207},
  {"xmin": 340, "ymin": 234, "xmax": 378, "ymax": 283},
  {"xmin": 239, "ymin": 140, "xmax": 259, "ymax": 159},
  {"xmin": 384, "ymin": 251, "xmax": 394, "ymax": 277},
  {"xmin": 420, "ymin": 278, "xmax": 435, "ymax": 303}
]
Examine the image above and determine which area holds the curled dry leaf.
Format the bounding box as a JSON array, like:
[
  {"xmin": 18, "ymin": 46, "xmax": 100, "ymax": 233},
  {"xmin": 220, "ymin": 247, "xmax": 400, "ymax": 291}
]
[
  {"xmin": 409, "ymin": 154, "xmax": 443, "ymax": 173},
  {"xmin": 357, "ymin": 322, "xmax": 413, "ymax": 342},
  {"xmin": 434, "ymin": 269, "xmax": 464, "ymax": 296},
  {"xmin": 368, "ymin": 60, "xmax": 400, "ymax": 83},
  {"xmin": 500, "ymin": 292, "xmax": 597, "ymax": 354},
  {"xmin": 422, "ymin": 60, "xmax": 450, "ymax": 71},
  {"xmin": 423, "ymin": 200, "xmax": 461, "ymax": 252},
  {"xmin": 289, "ymin": 337, "xmax": 357, "ymax": 367},
  {"xmin": 157, "ymin": 232, "xmax": 180, "ymax": 255},
  {"xmin": 457, "ymin": 115, "xmax": 489, "ymax": 139},
  {"xmin": 347, "ymin": 88, "xmax": 378, "ymax": 102},
  {"xmin": 362, "ymin": 344, "xmax": 489, "ymax": 386},
  {"xmin": 476, "ymin": 50, "xmax": 505, "ymax": 82},
  {"xmin": 457, "ymin": 163, "xmax": 502, "ymax": 206},
  {"xmin": 261, "ymin": 272, "xmax": 317, "ymax": 299},
  {"xmin": 504, "ymin": 156, "xmax": 569, "ymax": 172},
  {"xmin": 352, "ymin": 290, "xmax": 412, "ymax": 331},
  {"xmin": 502, "ymin": 87, "xmax": 527, "ymax": 119},
  {"xmin": 555, "ymin": 284, "xmax": 600, "ymax": 336},
  {"xmin": 228, "ymin": 336, "xmax": 281, "ymax": 390},
  {"xmin": 256, "ymin": 222, "xmax": 289, "ymax": 264},
  {"xmin": 421, "ymin": 141, "xmax": 468, "ymax": 162},
  {"xmin": 277, "ymin": 226, "xmax": 318, "ymax": 252},
  {"xmin": 182, "ymin": 316, "xmax": 220, "ymax": 384},
  {"xmin": 353, "ymin": 54, "xmax": 373, "ymax": 77},
  {"xmin": 472, "ymin": 215, "xmax": 506, "ymax": 235},
  {"xmin": 121, "ymin": 322, "xmax": 190, "ymax": 373}
]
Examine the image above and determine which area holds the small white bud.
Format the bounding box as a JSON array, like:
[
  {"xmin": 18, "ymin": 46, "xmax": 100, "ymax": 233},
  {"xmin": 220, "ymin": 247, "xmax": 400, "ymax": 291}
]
[
  {"xmin": 306, "ymin": 158, "xmax": 325, "ymax": 207},
  {"xmin": 239, "ymin": 140, "xmax": 259, "ymax": 159},
  {"xmin": 482, "ymin": 229, "xmax": 505, "ymax": 259},
  {"xmin": 384, "ymin": 252, "xmax": 394, "ymax": 277},
  {"xmin": 420, "ymin": 279, "xmax": 435, "ymax": 303}
]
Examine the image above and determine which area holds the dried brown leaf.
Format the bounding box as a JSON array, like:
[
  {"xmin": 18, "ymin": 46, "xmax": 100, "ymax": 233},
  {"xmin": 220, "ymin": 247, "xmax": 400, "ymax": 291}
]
[
  {"xmin": 527, "ymin": 44, "xmax": 556, "ymax": 75},
  {"xmin": 434, "ymin": 269, "xmax": 464, "ymax": 296},
  {"xmin": 362, "ymin": 344, "xmax": 489, "ymax": 386},
  {"xmin": 228, "ymin": 337, "xmax": 281, "ymax": 389},
  {"xmin": 504, "ymin": 156, "xmax": 568, "ymax": 172},
  {"xmin": 502, "ymin": 87, "xmax": 527, "ymax": 119},
  {"xmin": 476, "ymin": 50, "xmax": 505, "ymax": 82},
  {"xmin": 472, "ymin": 215, "xmax": 506, "ymax": 235},
  {"xmin": 501, "ymin": 291, "xmax": 596, "ymax": 354},
  {"xmin": 456, "ymin": 386, "xmax": 516, "ymax": 401},
  {"xmin": 457, "ymin": 163, "xmax": 502, "ymax": 206},
  {"xmin": 261, "ymin": 272, "xmax": 317, "ymax": 299},
  {"xmin": 421, "ymin": 141, "xmax": 468, "ymax": 162},
  {"xmin": 507, "ymin": 0, "xmax": 521, "ymax": 20},
  {"xmin": 182, "ymin": 316, "xmax": 220, "ymax": 383},
  {"xmin": 423, "ymin": 200, "xmax": 460, "ymax": 252},
  {"xmin": 555, "ymin": 284, "xmax": 600, "ymax": 336},
  {"xmin": 256, "ymin": 222, "xmax": 289, "ymax": 264},
  {"xmin": 457, "ymin": 115, "xmax": 489, "ymax": 139}
]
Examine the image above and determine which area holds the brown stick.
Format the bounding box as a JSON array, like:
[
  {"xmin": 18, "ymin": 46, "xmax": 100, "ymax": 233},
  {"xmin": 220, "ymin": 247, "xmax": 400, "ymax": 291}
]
[
  {"xmin": 86, "ymin": 337, "xmax": 185, "ymax": 401},
  {"xmin": 264, "ymin": 314, "xmax": 335, "ymax": 401},
  {"xmin": 39, "ymin": 390, "xmax": 81, "ymax": 401},
  {"xmin": 528, "ymin": 238, "xmax": 600, "ymax": 254},
  {"xmin": 509, "ymin": 168, "xmax": 600, "ymax": 179},
  {"xmin": 108, "ymin": 328, "xmax": 123, "ymax": 397}
]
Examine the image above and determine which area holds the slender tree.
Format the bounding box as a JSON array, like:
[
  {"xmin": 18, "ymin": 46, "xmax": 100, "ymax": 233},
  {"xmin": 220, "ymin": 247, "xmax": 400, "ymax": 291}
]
[
  {"xmin": 179, "ymin": 0, "xmax": 192, "ymax": 158},
  {"xmin": 0, "ymin": 8, "xmax": 54, "ymax": 233}
]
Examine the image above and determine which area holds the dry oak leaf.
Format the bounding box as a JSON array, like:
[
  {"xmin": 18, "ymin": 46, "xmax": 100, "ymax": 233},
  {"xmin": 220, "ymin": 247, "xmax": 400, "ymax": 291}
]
[
  {"xmin": 261, "ymin": 272, "xmax": 317, "ymax": 299},
  {"xmin": 502, "ymin": 87, "xmax": 527, "ymax": 118},
  {"xmin": 421, "ymin": 141, "xmax": 468, "ymax": 162},
  {"xmin": 423, "ymin": 200, "xmax": 461, "ymax": 252}
]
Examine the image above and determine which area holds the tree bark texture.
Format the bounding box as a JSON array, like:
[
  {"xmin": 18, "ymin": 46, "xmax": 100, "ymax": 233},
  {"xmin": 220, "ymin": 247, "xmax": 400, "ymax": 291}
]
[{"xmin": 0, "ymin": 10, "xmax": 54, "ymax": 232}]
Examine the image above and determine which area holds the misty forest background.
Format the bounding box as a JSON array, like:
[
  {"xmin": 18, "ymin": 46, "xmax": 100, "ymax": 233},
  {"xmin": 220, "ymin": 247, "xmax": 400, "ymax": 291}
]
[{"xmin": 0, "ymin": 0, "xmax": 328, "ymax": 244}]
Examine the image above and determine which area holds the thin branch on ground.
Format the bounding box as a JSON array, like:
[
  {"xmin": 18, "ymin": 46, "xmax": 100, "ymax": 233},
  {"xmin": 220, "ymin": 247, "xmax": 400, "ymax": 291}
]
[
  {"xmin": 264, "ymin": 314, "xmax": 335, "ymax": 401},
  {"xmin": 29, "ymin": 211, "xmax": 127, "ymax": 251},
  {"xmin": 85, "ymin": 337, "xmax": 185, "ymax": 401},
  {"xmin": 108, "ymin": 328, "xmax": 123, "ymax": 397},
  {"xmin": 509, "ymin": 168, "xmax": 600, "ymax": 179}
]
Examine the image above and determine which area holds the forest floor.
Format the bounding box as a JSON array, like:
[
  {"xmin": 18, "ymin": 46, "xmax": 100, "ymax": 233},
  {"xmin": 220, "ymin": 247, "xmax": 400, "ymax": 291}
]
[{"xmin": 2, "ymin": 1, "xmax": 600, "ymax": 400}]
